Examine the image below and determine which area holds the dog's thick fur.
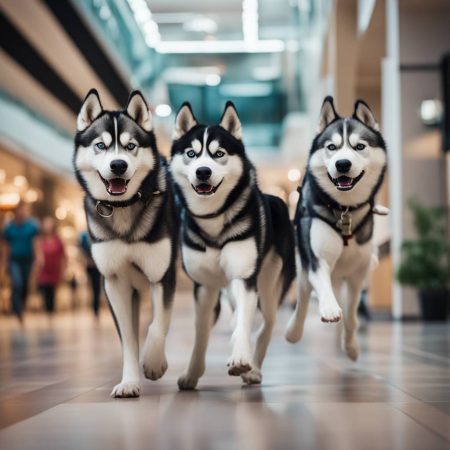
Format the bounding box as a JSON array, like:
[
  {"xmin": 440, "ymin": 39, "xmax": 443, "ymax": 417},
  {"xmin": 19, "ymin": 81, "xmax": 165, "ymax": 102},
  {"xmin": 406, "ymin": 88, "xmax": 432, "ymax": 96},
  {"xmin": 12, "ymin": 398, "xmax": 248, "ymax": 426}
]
[
  {"xmin": 170, "ymin": 102, "xmax": 296, "ymax": 389},
  {"xmin": 286, "ymin": 97, "xmax": 387, "ymax": 361},
  {"xmin": 74, "ymin": 89, "xmax": 178, "ymax": 397}
]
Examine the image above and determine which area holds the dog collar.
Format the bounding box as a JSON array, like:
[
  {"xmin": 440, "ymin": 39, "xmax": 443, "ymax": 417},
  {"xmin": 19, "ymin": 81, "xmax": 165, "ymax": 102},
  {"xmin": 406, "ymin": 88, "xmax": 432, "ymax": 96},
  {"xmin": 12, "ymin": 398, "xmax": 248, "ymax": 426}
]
[
  {"xmin": 189, "ymin": 209, "xmax": 224, "ymax": 220},
  {"xmin": 94, "ymin": 189, "xmax": 161, "ymax": 218}
]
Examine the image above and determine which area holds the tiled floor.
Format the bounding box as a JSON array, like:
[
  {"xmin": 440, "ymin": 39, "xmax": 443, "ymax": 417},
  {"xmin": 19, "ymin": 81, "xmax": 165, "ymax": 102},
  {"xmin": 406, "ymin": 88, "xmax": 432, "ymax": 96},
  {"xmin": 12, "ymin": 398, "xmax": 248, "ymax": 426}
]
[{"xmin": 0, "ymin": 294, "xmax": 449, "ymax": 450}]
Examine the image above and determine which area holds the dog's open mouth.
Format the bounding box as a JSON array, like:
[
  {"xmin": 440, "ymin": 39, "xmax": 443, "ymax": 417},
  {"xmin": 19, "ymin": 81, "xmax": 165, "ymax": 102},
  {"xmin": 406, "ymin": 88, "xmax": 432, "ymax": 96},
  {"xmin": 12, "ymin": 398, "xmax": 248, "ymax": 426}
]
[
  {"xmin": 328, "ymin": 171, "xmax": 365, "ymax": 191},
  {"xmin": 98, "ymin": 172, "xmax": 129, "ymax": 196},
  {"xmin": 191, "ymin": 179, "xmax": 223, "ymax": 196}
]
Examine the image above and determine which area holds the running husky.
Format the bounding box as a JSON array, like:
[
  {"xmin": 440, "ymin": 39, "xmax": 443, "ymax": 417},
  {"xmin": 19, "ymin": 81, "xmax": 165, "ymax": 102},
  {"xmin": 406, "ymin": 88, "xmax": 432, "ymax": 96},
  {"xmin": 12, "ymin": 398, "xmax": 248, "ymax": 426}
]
[
  {"xmin": 170, "ymin": 102, "xmax": 296, "ymax": 389},
  {"xmin": 286, "ymin": 97, "xmax": 387, "ymax": 360},
  {"xmin": 74, "ymin": 89, "xmax": 178, "ymax": 397}
]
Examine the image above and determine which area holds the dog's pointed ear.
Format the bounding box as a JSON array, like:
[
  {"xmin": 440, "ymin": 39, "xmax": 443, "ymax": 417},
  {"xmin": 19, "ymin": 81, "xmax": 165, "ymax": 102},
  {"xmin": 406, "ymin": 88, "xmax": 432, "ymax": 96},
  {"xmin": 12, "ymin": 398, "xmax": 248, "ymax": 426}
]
[
  {"xmin": 126, "ymin": 91, "xmax": 152, "ymax": 131},
  {"xmin": 173, "ymin": 102, "xmax": 197, "ymax": 140},
  {"xmin": 77, "ymin": 89, "xmax": 103, "ymax": 132},
  {"xmin": 318, "ymin": 96, "xmax": 339, "ymax": 134},
  {"xmin": 219, "ymin": 101, "xmax": 242, "ymax": 140},
  {"xmin": 353, "ymin": 100, "xmax": 379, "ymax": 131}
]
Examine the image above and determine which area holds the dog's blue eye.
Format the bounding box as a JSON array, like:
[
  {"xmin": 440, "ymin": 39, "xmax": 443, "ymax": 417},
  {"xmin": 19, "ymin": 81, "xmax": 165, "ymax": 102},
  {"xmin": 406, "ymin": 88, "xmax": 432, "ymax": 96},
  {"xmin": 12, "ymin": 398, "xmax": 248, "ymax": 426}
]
[
  {"xmin": 186, "ymin": 150, "xmax": 196, "ymax": 158},
  {"xmin": 126, "ymin": 143, "xmax": 136, "ymax": 150},
  {"xmin": 214, "ymin": 151, "xmax": 225, "ymax": 158},
  {"xmin": 95, "ymin": 142, "xmax": 106, "ymax": 150},
  {"xmin": 327, "ymin": 144, "xmax": 337, "ymax": 151},
  {"xmin": 356, "ymin": 143, "xmax": 366, "ymax": 151}
]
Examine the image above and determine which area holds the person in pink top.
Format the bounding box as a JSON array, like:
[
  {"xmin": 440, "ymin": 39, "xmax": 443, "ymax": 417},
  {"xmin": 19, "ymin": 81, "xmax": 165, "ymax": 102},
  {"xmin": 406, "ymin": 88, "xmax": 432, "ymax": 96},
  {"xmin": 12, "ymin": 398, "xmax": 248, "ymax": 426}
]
[{"xmin": 37, "ymin": 217, "xmax": 66, "ymax": 314}]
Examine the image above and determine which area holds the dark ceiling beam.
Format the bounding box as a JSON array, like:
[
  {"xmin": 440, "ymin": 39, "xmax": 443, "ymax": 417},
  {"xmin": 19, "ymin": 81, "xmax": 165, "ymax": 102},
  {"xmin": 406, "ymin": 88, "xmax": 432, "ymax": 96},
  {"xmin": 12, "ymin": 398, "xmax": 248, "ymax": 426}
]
[
  {"xmin": 43, "ymin": 0, "xmax": 130, "ymax": 106},
  {"xmin": 0, "ymin": 10, "xmax": 81, "ymax": 114}
]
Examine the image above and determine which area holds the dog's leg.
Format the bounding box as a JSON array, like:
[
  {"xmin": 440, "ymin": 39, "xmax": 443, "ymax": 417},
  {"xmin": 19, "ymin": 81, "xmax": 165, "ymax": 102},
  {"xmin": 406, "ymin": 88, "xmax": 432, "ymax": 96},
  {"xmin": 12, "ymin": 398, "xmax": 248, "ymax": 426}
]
[
  {"xmin": 309, "ymin": 261, "xmax": 342, "ymax": 322},
  {"xmin": 227, "ymin": 279, "xmax": 257, "ymax": 376},
  {"xmin": 343, "ymin": 276, "xmax": 365, "ymax": 361},
  {"xmin": 178, "ymin": 284, "xmax": 220, "ymax": 390},
  {"xmin": 141, "ymin": 280, "xmax": 174, "ymax": 381},
  {"xmin": 285, "ymin": 270, "xmax": 312, "ymax": 343},
  {"xmin": 308, "ymin": 219, "xmax": 343, "ymax": 322},
  {"xmin": 105, "ymin": 277, "xmax": 141, "ymax": 398},
  {"xmin": 241, "ymin": 285, "xmax": 278, "ymax": 385}
]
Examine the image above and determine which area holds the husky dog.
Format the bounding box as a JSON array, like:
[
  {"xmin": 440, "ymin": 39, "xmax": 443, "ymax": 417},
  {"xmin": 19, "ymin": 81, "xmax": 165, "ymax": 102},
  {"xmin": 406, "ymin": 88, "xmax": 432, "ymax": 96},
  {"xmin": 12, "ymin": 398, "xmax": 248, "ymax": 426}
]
[
  {"xmin": 74, "ymin": 89, "xmax": 178, "ymax": 397},
  {"xmin": 170, "ymin": 101, "xmax": 296, "ymax": 389},
  {"xmin": 286, "ymin": 97, "xmax": 387, "ymax": 360}
]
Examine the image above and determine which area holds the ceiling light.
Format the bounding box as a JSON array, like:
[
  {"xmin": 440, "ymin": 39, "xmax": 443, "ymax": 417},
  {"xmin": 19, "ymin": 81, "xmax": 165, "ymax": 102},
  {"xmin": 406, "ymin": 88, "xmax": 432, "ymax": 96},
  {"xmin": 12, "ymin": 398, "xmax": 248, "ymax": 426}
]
[
  {"xmin": 0, "ymin": 192, "xmax": 20, "ymax": 210},
  {"xmin": 156, "ymin": 40, "xmax": 285, "ymax": 54},
  {"xmin": 205, "ymin": 74, "xmax": 221, "ymax": 86},
  {"xmin": 55, "ymin": 206, "xmax": 67, "ymax": 221},
  {"xmin": 288, "ymin": 168, "xmax": 301, "ymax": 182},
  {"xmin": 184, "ymin": 16, "xmax": 218, "ymax": 34},
  {"xmin": 126, "ymin": 0, "xmax": 160, "ymax": 48},
  {"xmin": 242, "ymin": 0, "xmax": 259, "ymax": 43},
  {"xmin": 13, "ymin": 175, "xmax": 27, "ymax": 187},
  {"xmin": 252, "ymin": 66, "xmax": 281, "ymax": 81},
  {"xmin": 24, "ymin": 189, "xmax": 39, "ymax": 203},
  {"xmin": 155, "ymin": 104, "xmax": 172, "ymax": 117},
  {"xmin": 419, "ymin": 99, "xmax": 442, "ymax": 126}
]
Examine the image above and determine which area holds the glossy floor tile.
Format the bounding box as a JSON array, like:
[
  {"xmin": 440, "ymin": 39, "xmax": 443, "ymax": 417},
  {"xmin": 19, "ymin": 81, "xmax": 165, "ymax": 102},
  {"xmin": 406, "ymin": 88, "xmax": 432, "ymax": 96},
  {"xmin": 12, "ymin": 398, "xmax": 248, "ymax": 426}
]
[{"xmin": 0, "ymin": 294, "xmax": 449, "ymax": 450}]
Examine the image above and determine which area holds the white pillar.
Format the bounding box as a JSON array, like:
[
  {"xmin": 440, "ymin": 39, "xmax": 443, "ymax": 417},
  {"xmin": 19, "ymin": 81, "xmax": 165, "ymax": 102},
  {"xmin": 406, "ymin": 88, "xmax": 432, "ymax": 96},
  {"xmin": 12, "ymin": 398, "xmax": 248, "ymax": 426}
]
[{"xmin": 382, "ymin": 0, "xmax": 402, "ymax": 319}]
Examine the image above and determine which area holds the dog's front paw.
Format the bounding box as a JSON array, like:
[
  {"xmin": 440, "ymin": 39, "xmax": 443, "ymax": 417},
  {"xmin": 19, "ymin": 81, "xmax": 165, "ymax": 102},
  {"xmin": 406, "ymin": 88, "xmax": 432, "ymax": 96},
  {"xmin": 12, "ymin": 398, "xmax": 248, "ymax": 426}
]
[
  {"xmin": 141, "ymin": 340, "xmax": 168, "ymax": 380},
  {"xmin": 241, "ymin": 368, "xmax": 262, "ymax": 385},
  {"xmin": 111, "ymin": 380, "xmax": 141, "ymax": 398},
  {"xmin": 285, "ymin": 316, "xmax": 304, "ymax": 343},
  {"xmin": 345, "ymin": 339, "xmax": 359, "ymax": 361},
  {"xmin": 142, "ymin": 354, "xmax": 168, "ymax": 381},
  {"xmin": 319, "ymin": 303, "xmax": 342, "ymax": 323},
  {"xmin": 227, "ymin": 355, "xmax": 252, "ymax": 376},
  {"xmin": 177, "ymin": 373, "xmax": 199, "ymax": 390}
]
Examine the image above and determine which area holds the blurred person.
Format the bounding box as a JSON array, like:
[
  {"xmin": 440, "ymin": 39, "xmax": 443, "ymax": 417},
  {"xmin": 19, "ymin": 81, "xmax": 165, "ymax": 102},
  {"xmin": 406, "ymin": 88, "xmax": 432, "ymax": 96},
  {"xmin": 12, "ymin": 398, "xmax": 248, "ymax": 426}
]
[
  {"xmin": 1, "ymin": 201, "xmax": 40, "ymax": 321},
  {"xmin": 79, "ymin": 230, "xmax": 101, "ymax": 317},
  {"xmin": 37, "ymin": 217, "xmax": 66, "ymax": 314}
]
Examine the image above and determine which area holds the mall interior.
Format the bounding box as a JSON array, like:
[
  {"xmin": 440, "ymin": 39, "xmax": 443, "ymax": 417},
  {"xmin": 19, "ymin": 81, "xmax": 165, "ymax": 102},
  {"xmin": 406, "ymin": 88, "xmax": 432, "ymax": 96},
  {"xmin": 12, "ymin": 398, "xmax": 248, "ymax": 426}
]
[{"xmin": 0, "ymin": 0, "xmax": 449, "ymax": 449}]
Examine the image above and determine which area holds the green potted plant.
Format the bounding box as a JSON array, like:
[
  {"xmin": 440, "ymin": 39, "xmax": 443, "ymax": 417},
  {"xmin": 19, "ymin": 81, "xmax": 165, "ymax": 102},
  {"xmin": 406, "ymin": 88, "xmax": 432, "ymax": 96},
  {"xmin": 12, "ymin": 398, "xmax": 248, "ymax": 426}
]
[{"xmin": 397, "ymin": 200, "xmax": 450, "ymax": 321}]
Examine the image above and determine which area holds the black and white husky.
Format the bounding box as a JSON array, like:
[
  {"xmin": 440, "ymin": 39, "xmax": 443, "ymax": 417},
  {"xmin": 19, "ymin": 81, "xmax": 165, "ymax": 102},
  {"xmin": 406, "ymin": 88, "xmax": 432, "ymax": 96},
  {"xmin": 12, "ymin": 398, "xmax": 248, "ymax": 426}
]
[
  {"xmin": 74, "ymin": 89, "xmax": 178, "ymax": 397},
  {"xmin": 286, "ymin": 97, "xmax": 387, "ymax": 360},
  {"xmin": 170, "ymin": 102, "xmax": 296, "ymax": 389}
]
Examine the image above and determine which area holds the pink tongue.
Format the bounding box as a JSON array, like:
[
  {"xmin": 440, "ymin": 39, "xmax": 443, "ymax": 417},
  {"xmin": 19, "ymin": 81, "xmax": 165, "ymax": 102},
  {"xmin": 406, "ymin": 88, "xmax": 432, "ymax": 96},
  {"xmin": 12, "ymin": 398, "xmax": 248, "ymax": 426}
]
[
  {"xmin": 338, "ymin": 177, "xmax": 352, "ymax": 187},
  {"xmin": 108, "ymin": 178, "xmax": 127, "ymax": 194},
  {"xmin": 197, "ymin": 184, "xmax": 213, "ymax": 193}
]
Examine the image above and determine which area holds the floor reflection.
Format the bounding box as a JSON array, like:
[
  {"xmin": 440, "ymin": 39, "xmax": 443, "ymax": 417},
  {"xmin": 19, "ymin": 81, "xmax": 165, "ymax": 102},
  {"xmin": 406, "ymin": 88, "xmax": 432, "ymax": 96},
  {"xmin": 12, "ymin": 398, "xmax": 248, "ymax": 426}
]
[{"xmin": 0, "ymin": 295, "xmax": 449, "ymax": 450}]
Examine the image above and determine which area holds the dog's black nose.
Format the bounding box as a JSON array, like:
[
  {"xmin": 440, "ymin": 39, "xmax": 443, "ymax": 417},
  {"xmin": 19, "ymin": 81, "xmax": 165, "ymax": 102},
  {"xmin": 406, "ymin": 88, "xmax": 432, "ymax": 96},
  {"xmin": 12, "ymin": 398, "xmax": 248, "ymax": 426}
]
[
  {"xmin": 110, "ymin": 159, "xmax": 128, "ymax": 176},
  {"xmin": 335, "ymin": 159, "xmax": 352, "ymax": 173},
  {"xmin": 196, "ymin": 166, "xmax": 212, "ymax": 181}
]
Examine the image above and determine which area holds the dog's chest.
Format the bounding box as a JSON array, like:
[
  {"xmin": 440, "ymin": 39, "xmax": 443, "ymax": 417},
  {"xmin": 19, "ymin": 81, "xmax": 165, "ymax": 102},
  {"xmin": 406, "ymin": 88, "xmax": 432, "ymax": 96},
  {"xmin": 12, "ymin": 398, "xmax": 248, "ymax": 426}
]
[
  {"xmin": 91, "ymin": 238, "xmax": 170, "ymax": 283},
  {"xmin": 182, "ymin": 237, "xmax": 257, "ymax": 288},
  {"xmin": 87, "ymin": 197, "xmax": 162, "ymax": 242},
  {"xmin": 333, "ymin": 239, "xmax": 374, "ymax": 278},
  {"xmin": 310, "ymin": 217, "xmax": 374, "ymax": 278},
  {"xmin": 182, "ymin": 245, "xmax": 227, "ymax": 287}
]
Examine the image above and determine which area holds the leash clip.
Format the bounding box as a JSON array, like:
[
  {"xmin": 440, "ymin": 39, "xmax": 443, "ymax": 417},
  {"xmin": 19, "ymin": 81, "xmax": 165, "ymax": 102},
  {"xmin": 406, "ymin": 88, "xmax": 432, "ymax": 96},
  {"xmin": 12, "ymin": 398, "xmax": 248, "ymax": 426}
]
[
  {"xmin": 336, "ymin": 207, "xmax": 353, "ymax": 245},
  {"xmin": 96, "ymin": 201, "xmax": 114, "ymax": 218}
]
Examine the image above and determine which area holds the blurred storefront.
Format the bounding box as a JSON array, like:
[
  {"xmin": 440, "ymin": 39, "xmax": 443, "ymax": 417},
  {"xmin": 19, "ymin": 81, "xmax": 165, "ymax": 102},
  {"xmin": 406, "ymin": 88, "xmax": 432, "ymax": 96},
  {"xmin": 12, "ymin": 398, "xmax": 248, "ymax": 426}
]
[{"xmin": 0, "ymin": 141, "xmax": 92, "ymax": 313}]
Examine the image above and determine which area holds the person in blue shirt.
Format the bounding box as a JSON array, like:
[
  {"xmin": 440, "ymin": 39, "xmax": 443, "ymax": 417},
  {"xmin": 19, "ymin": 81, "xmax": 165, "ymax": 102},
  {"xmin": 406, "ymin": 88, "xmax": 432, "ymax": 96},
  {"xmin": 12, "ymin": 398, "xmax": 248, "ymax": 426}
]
[{"xmin": 2, "ymin": 202, "xmax": 40, "ymax": 322}]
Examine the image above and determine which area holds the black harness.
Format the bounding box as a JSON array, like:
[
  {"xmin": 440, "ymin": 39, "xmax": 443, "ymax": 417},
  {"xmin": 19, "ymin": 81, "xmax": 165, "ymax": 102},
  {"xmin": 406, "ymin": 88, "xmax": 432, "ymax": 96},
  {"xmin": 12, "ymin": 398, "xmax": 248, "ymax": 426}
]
[{"xmin": 294, "ymin": 185, "xmax": 378, "ymax": 246}]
